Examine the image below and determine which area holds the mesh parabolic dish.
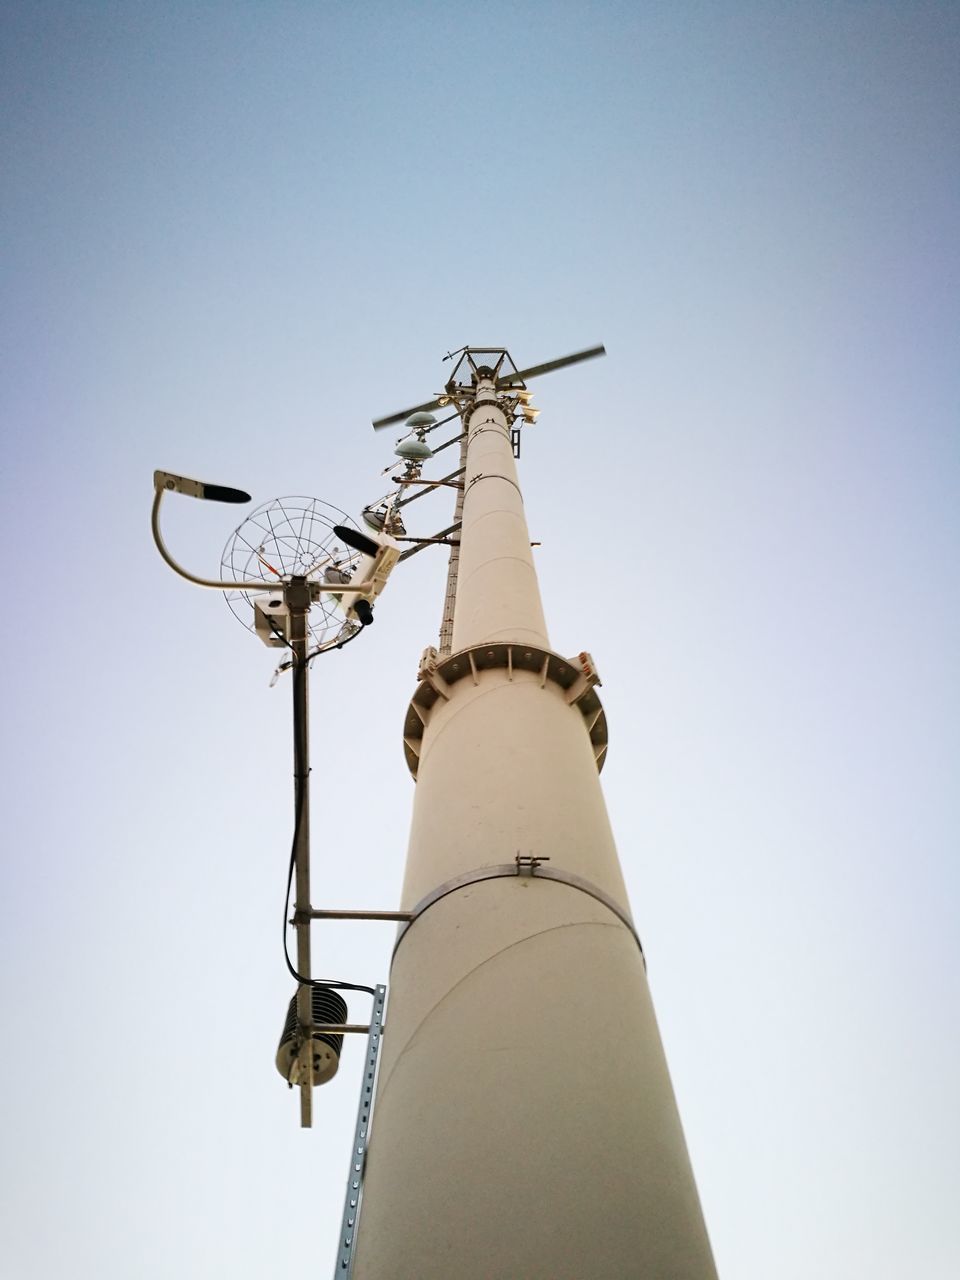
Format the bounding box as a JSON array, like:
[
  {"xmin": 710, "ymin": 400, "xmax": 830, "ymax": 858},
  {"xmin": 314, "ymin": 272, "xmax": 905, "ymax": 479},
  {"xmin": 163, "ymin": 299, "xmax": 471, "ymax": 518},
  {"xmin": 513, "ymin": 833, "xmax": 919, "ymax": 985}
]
[{"xmin": 221, "ymin": 496, "xmax": 364, "ymax": 653}]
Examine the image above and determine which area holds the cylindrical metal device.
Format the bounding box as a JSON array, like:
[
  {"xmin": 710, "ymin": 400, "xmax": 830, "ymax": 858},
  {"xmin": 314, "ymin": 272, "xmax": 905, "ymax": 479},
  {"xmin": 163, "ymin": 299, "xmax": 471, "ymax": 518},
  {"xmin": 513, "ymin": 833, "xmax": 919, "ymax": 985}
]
[
  {"xmin": 352, "ymin": 373, "xmax": 717, "ymax": 1279},
  {"xmin": 275, "ymin": 986, "xmax": 347, "ymax": 1087}
]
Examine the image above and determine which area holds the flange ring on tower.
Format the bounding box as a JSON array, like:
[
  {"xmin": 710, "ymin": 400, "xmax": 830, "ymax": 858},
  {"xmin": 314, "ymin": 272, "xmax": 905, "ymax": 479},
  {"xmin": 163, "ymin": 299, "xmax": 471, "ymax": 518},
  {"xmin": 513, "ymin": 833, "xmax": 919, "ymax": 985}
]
[{"xmin": 403, "ymin": 642, "xmax": 607, "ymax": 777}]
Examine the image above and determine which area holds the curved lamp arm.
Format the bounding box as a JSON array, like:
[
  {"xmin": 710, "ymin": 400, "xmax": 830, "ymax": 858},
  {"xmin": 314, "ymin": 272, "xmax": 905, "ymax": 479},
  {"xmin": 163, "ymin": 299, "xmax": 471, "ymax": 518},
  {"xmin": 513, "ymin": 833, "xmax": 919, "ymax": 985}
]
[
  {"xmin": 152, "ymin": 471, "xmax": 269, "ymax": 590},
  {"xmin": 152, "ymin": 471, "xmax": 374, "ymax": 594}
]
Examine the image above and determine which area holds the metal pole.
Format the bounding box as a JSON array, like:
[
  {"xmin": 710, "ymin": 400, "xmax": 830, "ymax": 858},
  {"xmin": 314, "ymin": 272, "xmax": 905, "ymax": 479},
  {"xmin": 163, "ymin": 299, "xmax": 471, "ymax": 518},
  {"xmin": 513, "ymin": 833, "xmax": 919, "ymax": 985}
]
[
  {"xmin": 352, "ymin": 376, "xmax": 717, "ymax": 1277},
  {"xmin": 289, "ymin": 578, "xmax": 314, "ymax": 1129},
  {"xmin": 302, "ymin": 909, "xmax": 414, "ymax": 922}
]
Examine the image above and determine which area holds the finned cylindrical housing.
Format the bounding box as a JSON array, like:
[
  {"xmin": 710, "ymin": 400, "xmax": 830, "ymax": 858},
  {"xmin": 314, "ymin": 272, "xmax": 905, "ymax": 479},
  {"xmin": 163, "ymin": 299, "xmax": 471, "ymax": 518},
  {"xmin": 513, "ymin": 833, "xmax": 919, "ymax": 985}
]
[{"xmin": 275, "ymin": 987, "xmax": 348, "ymax": 1087}]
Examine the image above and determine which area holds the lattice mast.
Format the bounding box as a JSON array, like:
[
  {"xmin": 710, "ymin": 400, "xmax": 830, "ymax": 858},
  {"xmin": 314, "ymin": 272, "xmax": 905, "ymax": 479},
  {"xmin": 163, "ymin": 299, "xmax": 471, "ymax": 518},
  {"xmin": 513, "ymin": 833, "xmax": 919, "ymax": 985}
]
[
  {"xmin": 354, "ymin": 351, "xmax": 717, "ymax": 1278},
  {"xmin": 437, "ymin": 431, "xmax": 468, "ymax": 655}
]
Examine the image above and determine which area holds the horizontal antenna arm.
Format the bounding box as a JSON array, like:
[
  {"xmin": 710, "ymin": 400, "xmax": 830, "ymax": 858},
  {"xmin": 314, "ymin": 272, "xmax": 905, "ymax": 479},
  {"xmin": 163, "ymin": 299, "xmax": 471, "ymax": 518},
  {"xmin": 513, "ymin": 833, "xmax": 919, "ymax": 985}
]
[
  {"xmin": 498, "ymin": 344, "xmax": 606, "ymax": 387},
  {"xmin": 396, "ymin": 467, "xmax": 466, "ymax": 509},
  {"xmin": 398, "ymin": 522, "xmax": 462, "ymax": 563}
]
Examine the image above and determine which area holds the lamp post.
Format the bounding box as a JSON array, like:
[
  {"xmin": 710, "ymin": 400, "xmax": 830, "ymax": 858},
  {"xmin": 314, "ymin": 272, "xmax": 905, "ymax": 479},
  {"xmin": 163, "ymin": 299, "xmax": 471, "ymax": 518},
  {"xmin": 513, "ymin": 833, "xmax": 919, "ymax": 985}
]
[
  {"xmin": 151, "ymin": 472, "xmax": 392, "ymax": 1129},
  {"xmin": 351, "ymin": 361, "xmax": 717, "ymax": 1278}
]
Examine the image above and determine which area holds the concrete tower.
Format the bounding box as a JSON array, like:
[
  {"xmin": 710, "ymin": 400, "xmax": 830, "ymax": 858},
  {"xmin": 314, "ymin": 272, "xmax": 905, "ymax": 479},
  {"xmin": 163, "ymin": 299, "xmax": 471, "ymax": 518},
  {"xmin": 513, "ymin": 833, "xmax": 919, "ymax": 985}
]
[{"xmin": 353, "ymin": 353, "xmax": 717, "ymax": 1279}]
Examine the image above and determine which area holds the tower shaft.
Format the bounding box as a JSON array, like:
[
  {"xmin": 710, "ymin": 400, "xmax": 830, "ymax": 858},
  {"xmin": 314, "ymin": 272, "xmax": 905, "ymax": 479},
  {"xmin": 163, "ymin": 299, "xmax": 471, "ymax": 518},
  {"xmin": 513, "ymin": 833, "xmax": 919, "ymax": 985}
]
[{"xmin": 352, "ymin": 376, "xmax": 716, "ymax": 1279}]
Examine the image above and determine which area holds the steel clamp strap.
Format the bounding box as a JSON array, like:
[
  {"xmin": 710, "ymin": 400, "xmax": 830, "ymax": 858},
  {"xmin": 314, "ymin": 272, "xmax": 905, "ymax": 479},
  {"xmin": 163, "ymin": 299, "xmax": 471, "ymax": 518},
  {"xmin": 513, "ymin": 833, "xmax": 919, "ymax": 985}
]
[{"xmin": 392, "ymin": 862, "xmax": 644, "ymax": 965}]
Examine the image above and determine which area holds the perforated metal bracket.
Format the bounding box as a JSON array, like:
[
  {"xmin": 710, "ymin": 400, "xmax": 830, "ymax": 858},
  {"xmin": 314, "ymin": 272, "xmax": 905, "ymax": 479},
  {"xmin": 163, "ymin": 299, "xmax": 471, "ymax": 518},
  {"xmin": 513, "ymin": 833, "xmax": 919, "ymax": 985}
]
[{"xmin": 335, "ymin": 984, "xmax": 386, "ymax": 1277}]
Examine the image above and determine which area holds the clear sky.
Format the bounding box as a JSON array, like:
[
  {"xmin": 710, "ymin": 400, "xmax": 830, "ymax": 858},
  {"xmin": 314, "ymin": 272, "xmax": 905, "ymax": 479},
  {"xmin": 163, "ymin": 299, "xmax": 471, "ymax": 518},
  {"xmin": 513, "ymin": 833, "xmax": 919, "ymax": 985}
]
[{"xmin": 2, "ymin": 2, "xmax": 958, "ymax": 1277}]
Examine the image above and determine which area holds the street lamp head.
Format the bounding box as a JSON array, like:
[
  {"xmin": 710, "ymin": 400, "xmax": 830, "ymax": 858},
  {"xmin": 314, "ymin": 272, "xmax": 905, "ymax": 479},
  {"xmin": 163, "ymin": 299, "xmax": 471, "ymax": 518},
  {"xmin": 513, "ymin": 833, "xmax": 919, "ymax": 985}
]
[
  {"xmin": 153, "ymin": 470, "xmax": 251, "ymax": 503},
  {"xmin": 333, "ymin": 524, "xmax": 381, "ymax": 558},
  {"xmin": 202, "ymin": 482, "xmax": 252, "ymax": 504}
]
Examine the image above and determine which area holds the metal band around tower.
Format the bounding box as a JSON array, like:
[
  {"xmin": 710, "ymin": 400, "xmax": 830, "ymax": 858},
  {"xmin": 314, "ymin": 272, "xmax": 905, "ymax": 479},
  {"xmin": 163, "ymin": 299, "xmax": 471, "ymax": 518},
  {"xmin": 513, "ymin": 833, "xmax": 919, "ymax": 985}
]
[
  {"xmin": 464, "ymin": 471, "xmax": 524, "ymax": 497},
  {"xmin": 392, "ymin": 862, "xmax": 645, "ymax": 965}
]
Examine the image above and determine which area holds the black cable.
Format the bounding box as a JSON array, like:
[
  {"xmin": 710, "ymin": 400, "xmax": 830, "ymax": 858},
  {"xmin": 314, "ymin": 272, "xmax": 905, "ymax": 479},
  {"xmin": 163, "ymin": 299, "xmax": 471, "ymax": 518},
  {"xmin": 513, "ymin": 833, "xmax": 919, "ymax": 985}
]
[
  {"xmin": 282, "ymin": 634, "xmax": 376, "ymax": 997},
  {"xmin": 316, "ymin": 619, "xmax": 365, "ymax": 658},
  {"xmin": 270, "ymin": 620, "xmax": 364, "ymax": 678}
]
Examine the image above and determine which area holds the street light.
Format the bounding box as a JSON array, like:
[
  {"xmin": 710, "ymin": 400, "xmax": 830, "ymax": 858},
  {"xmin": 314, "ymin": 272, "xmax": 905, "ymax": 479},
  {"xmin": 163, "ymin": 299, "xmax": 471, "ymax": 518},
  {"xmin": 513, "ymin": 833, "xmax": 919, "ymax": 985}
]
[{"xmin": 151, "ymin": 468, "xmax": 392, "ymax": 1130}]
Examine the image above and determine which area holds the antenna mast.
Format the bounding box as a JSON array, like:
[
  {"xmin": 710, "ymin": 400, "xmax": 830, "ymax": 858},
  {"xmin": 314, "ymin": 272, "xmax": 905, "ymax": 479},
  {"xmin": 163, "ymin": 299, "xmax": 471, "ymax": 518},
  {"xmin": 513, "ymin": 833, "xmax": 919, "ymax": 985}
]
[{"xmin": 353, "ymin": 350, "xmax": 717, "ymax": 1278}]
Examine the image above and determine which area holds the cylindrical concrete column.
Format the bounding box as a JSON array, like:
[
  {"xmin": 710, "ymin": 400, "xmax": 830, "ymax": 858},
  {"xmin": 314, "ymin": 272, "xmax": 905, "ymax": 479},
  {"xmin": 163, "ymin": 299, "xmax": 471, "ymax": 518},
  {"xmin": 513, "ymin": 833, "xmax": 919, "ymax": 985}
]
[{"xmin": 352, "ymin": 378, "xmax": 716, "ymax": 1280}]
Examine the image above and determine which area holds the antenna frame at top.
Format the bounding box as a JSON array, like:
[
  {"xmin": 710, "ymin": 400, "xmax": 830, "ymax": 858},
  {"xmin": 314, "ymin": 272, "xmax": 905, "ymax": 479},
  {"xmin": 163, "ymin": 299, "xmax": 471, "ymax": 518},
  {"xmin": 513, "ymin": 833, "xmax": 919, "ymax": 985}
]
[{"xmin": 444, "ymin": 347, "xmax": 522, "ymax": 394}]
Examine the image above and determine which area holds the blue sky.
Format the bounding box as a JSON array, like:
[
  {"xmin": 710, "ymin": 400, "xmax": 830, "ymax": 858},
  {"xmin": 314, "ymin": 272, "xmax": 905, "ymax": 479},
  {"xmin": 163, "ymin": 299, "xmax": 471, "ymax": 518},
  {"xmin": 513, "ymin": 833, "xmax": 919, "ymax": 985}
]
[{"xmin": 2, "ymin": 3, "xmax": 958, "ymax": 1277}]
